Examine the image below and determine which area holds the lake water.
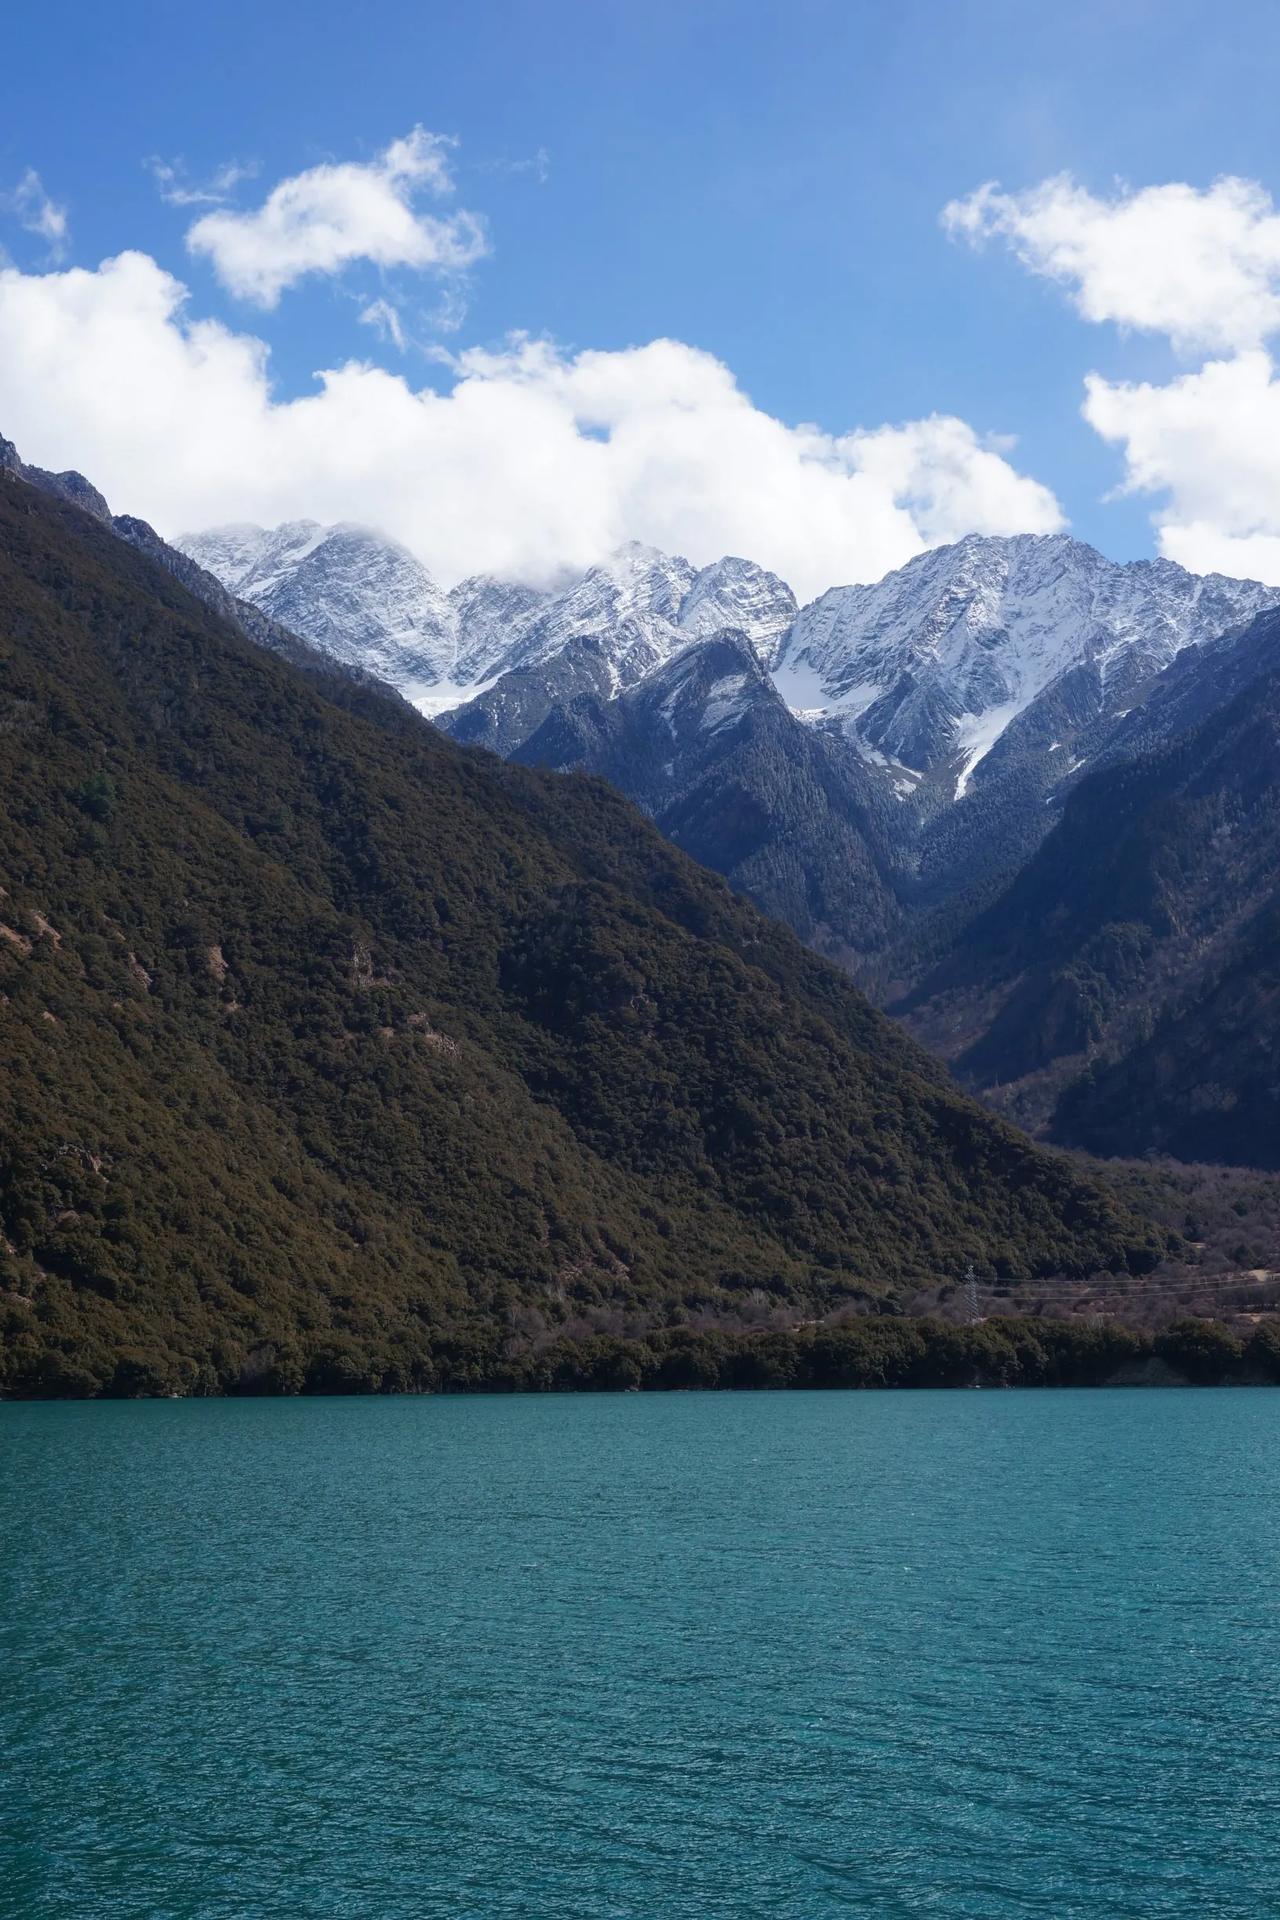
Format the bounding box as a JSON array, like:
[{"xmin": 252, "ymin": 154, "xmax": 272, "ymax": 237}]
[{"xmin": 4, "ymin": 1390, "xmax": 1280, "ymax": 1917}]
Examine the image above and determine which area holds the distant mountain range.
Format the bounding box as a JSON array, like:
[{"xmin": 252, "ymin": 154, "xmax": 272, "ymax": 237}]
[
  {"xmin": 180, "ymin": 522, "xmax": 1280, "ymax": 956},
  {"xmin": 180, "ymin": 524, "xmax": 799, "ymax": 715},
  {"xmin": 4, "ymin": 436, "xmax": 1275, "ymax": 1173},
  {"xmin": 180, "ymin": 520, "xmax": 1275, "ymax": 791}
]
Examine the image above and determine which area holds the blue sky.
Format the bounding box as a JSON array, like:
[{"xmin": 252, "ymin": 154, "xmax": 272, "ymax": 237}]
[{"xmin": 5, "ymin": 0, "xmax": 1280, "ymax": 591}]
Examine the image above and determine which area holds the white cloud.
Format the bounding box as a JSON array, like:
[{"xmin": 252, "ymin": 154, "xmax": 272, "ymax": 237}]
[
  {"xmin": 840, "ymin": 416, "xmax": 1060, "ymax": 549},
  {"xmin": 0, "ymin": 250, "xmax": 1062, "ymax": 599},
  {"xmin": 944, "ymin": 173, "xmax": 1280, "ymax": 355},
  {"xmin": 516, "ymin": 147, "xmax": 551, "ymax": 185},
  {"xmin": 947, "ymin": 171, "xmax": 1280, "ymax": 582},
  {"xmin": 2, "ymin": 169, "xmax": 68, "ymax": 260},
  {"xmin": 148, "ymin": 156, "xmax": 258, "ymax": 207},
  {"xmin": 426, "ymin": 276, "xmax": 472, "ymax": 335},
  {"xmin": 1085, "ymin": 350, "xmax": 1280, "ymax": 579},
  {"xmin": 186, "ymin": 127, "xmax": 486, "ymax": 307},
  {"xmin": 359, "ymin": 296, "xmax": 407, "ymax": 352}
]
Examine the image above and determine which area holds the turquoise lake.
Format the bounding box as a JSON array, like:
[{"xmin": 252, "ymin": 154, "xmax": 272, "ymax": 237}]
[{"xmin": 4, "ymin": 1390, "xmax": 1280, "ymax": 1917}]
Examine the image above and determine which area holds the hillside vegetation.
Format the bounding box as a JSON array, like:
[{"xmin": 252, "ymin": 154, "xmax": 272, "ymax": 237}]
[{"xmin": 0, "ymin": 476, "xmax": 1167, "ymax": 1396}]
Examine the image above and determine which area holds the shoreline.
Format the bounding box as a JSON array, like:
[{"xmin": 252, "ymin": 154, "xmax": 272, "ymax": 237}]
[{"xmin": 7, "ymin": 1312, "xmax": 1280, "ymax": 1401}]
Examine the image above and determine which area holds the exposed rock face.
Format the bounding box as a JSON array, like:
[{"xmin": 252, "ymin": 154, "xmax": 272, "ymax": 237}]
[{"xmin": 1, "ymin": 435, "xmax": 111, "ymax": 522}]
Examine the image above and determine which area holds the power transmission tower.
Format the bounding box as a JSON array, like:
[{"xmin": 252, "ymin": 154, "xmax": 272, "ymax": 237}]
[{"xmin": 963, "ymin": 1261, "xmax": 980, "ymax": 1325}]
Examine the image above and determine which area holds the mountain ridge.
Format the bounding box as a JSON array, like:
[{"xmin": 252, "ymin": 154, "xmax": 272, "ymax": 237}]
[
  {"xmin": 179, "ymin": 524, "xmax": 801, "ymax": 715},
  {"xmin": 181, "ymin": 517, "xmax": 1278, "ymax": 814},
  {"xmin": 29, "ymin": 445, "xmax": 1280, "ymax": 1177}
]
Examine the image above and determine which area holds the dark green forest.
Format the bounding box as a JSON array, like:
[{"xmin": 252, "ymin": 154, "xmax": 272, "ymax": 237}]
[
  {"xmin": 0, "ymin": 474, "xmax": 1175, "ymax": 1397},
  {"xmin": 230, "ymin": 1314, "xmax": 1280, "ymax": 1396}
]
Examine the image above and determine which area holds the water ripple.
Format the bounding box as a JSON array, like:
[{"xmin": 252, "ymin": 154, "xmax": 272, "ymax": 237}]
[{"xmin": 3, "ymin": 1389, "xmax": 1280, "ymax": 1917}]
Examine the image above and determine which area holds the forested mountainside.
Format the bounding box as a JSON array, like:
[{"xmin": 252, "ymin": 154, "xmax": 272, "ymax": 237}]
[
  {"xmin": 899, "ymin": 612, "xmax": 1280, "ymax": 1165},
  {"xmin": 0, "ymin": 472, "xmax": 1166, "ymax": 1397}
]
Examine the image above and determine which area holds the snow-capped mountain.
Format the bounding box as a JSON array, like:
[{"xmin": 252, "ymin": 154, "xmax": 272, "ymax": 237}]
[
  {"xmin": 438, "ymin": 545, "xmax": 801, "ymax": 754},
  {"xmin": 180, "ymin": 522, "xmax": 458, "ymax": 688},
  {"xmin": 178, "ymin": 513, "xmax": 1280, "ymax": 984},
  {"xmin": 668, "ymin": 554, "xmax": 797, "ymax": 658},
  {"xmin": 178, "ymin": 526, "xmax": 799, "ymax": 708},
  {"xmin": 182, "ymin": 520, "xmax": 1275, "ymax": 806},
  {"xmin": 482, "ymin": 543, "xmax": 798, "ymax": 687},
  {"xmin": 775, "ymin": 533, "xmax": 1278, "ymax": 795}
]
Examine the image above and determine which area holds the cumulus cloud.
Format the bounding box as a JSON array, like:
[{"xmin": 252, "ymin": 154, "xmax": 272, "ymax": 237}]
[
  {"xmin": 947, "ymin": 171, "xmax": 1280, "ymax": 581},
  {"xmin": 148, "ymin": 156, "xmax": 258, "ymax": 208},
  {"xmin": 2, "ymin": 168, "xmax": 68, "ymax": 260},
  {"xmin": 944, "ymin": 173, "xmax": 1280, "ymax": 355},
  {"xmin": 840, "ymin": 416, "xmax": 1059, "ymax": 549},
  {"xmin": 186, "ymin": 128, "xmax": 486, "ymax": 307},
  {"xmin": 1085, "ymin": 350, "xmax": 1280, "ymax": 578},
  {"xmin": 0, "ymin": 250, "xmax": 1062, "ymax": 598}
]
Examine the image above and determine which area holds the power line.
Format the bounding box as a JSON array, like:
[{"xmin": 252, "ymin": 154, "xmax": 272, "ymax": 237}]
[
  {"xmin": 912, "ymin": 1272, "xmax": 1279, "ymax": 1295},
  {"xmin": 899, "ymin": 1272, "xmax": 1280, "ymax": 1313},
  {"xmin": 967, "ymin": 1277, "xmax": 1278, "ymax": 1297}
]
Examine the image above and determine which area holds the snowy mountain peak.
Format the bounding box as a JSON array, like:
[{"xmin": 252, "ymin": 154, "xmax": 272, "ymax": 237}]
[
  {"xmin": 775, "ymin": 530, "xmax": 1279, "ymax": 786},
  {"xmin": 679, "ymin": 556, "xmax": 798, "ymax": 662},
  {"xmin": 180, "ymin": 521, "xmax": 458, "ymax": 686},
  {"xmin": 604, "ymin": 538, "xmax": 693, "ymax": 588}
]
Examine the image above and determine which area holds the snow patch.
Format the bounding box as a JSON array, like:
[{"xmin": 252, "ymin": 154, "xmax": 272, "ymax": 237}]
[
  {"xmin": 406, "ymin": 677, "xmax": 497, "ymax": 719},
  {"xmin": 698, "ymin": 673, "xmax": 750, "ymax": 734},
  {"xmin": 953, "ymin": 702, "xmax": 1020, "ymax": 799}
]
